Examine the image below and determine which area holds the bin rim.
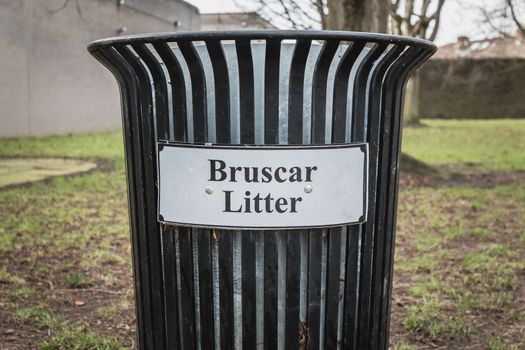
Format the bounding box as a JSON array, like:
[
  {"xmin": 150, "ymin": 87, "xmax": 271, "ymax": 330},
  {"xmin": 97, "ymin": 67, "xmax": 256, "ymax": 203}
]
[{"xmin": 87, "ymin": 29, "xmax": 436, "ymax": 53}]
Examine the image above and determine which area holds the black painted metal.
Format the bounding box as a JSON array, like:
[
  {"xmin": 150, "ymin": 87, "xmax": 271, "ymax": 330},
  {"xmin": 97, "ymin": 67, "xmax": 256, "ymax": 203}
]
[
  {"xmin": 264, "ymin": 39, "xmax": 282, "ymax": 145},
  {"xmin": 236, "ymin": 39, "xmax": 255, "ymax": 144},
  {"xmin": 241, "ymin": 232, "xmax": 257, "ymax": 349},
  {"xmin": 218, "ymin": 231, "xmax": 234, "ymax": 349},
  {"xmin": 88, "ymin": 30, "xmax": 435, "ymax": 350},
  {"xmin": 306, "ymin": 230, "xmax": 322, "ymax": 350},
  {"xmin": 263, "ymin": 232, "xmax": 278, "ymax": 349}
]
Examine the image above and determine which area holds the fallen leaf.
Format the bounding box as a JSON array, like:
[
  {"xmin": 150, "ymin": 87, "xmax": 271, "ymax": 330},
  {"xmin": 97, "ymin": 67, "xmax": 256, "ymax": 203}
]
[{"xmin": 74, "ymin": 299, "xmax": 86, "ymax": 306}]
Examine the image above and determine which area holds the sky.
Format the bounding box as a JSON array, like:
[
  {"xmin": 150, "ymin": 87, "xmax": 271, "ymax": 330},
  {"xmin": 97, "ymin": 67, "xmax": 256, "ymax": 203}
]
[{"xmin": 185, "ymin": 0, "xmax": 502, "ymax": 46}]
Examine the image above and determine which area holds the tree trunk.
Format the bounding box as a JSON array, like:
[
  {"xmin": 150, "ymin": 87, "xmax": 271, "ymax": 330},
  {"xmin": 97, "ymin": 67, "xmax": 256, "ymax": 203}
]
[
  {"xmin": 403, "ymin": 71, "xmax": 421, "ymax": 125},
  {"xmin": 325, "ymin": 0, "xmax": 389, "ymax": 32}
]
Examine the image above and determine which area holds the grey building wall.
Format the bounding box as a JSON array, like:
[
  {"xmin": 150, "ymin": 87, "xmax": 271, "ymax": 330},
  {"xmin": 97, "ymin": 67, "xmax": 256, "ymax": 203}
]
[
  {"xmin": 0, "ymin": 0, "xmax": 199, "ymax": 138},
  {"xmin": 201, "ymin": 12, "xmax": 276, "ymax": 31}
]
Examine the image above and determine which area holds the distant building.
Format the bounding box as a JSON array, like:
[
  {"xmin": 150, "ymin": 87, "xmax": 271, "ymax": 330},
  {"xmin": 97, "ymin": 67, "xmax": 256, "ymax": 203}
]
[
  {"xmin": 434, "ymin": 35, "xmax": 525, "ymax": 59},
  {"xmin": 419, "ymin": 35, "xmax": 525, "ymax": 119},
  {"xmin": 0, "ymin": 0, "xmax": 199, "ymax": 138},
  {"xmin": 201, "ymin": 12, "xmax": 276, "ymax": 31}
]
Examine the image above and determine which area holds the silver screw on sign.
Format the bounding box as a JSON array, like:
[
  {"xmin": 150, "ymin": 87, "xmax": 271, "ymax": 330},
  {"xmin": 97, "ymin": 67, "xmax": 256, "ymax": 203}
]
[
  {"xmin": 205, "ymin": 186, "xmax": 214, "ymax": 194},
  {"xmin": 304, "ymin": 185, "xmax": 313, "ymax": 193}
]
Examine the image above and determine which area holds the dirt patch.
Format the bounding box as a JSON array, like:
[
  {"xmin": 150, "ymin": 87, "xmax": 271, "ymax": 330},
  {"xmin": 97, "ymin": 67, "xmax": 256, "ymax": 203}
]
[
  {"xmin": 0, "ymin": 157, "xmax": 106, "ymax": 189},
  {"xmin": 0, "ymin": 240, "xmax": 135, "ymax": 349},
  {"xmin": 1, "ymin": 159, "xmax": 523, "ymax": 349},
  {"xmin": 400, "ymin": 164, "xmax": 525, "ymax": 190},
  {"xmin": 392, "ymin": 168, "xmax": 525, "ymax": 349}
]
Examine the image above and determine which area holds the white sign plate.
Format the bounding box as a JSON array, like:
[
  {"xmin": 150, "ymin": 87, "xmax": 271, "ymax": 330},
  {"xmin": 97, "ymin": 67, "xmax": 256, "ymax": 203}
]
[{"xmin": 158, "ymin": 143, "xmax": 368, "ymax": 230}]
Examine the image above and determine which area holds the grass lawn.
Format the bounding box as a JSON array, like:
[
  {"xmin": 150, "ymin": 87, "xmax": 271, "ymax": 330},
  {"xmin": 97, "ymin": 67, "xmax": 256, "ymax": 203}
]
[
  {"xmin": 0, "ymin": 119, "xmax": 524, "ymax": 349},
  {"xmin": 403, "ymin": 119, "xmax": 525, "ymax": 171},
  {"xmin": 0, "ymin": 132, "xmax": 133, "ymax": 349},
  {"xmin": 394, "ymin": 119, "xmax": 525, "ymax": 349}
]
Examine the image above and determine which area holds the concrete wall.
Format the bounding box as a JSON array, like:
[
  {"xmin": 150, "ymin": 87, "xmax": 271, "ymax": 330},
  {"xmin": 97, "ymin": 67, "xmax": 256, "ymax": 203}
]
[
  {"xmin": 0, "ymin": 0, "xmax": 199, "ymax": 138},
  {"xmin": 201, "ymin": 12, "xmax": 276, "ymax": 30},
  {"xmin": 419, "ymin": 58, "xmax": 525, "ymax": 119}
]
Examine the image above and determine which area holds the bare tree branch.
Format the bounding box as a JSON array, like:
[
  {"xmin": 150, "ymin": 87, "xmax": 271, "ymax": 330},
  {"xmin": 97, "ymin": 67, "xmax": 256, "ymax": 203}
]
[
  {"xmin": 412, "ymin": 0, "xmax": 432, "ymax": 36},
  {"xmin": 428, "ymin": 0, "xmax": 445, "ymax": 41},
  {"xmin": 235, "ymin": 0, "xmax": 319, "ymax": 29},
  {"xmin": 389, "ymin": 0, "xmax": 407, "ymax": 35},
  {"xmin": 506, "ymin": 0, "xmax": 525, "ymax": 34},
  {"xmin": 389, "ymin": 9, "xmax": 404, "ymax": 35},
  {"xmin": 472, "ymin": 0, "xmax": 524, "ymax": 39},
  {"xmin": 389, "ymin": 0, "xmax": 446, "ymax": 40},
  {"xmin": 315, "ymin": 0, "xmax": 328, "ymax": 28},
  {"xmin": 286, "ymin": 0, "xmax": 322, "ymax": 27},
  {"xmin": 404, "ymin": 0, "xmax": 415, "ymax": 35},
  {"xmin": 391, "ymin": 0, "xmax": 401, "ymax": 11},
  {"xmin": 477, "ymin": 5, "xmax": 513, "ymax": 38},
  {"xmin": 250, "ymin": 0, "xmax": 446, "ymax": 39},
  {"xmin": 420, "ymin": 0, "xmax": 433, "ymax": 18}
]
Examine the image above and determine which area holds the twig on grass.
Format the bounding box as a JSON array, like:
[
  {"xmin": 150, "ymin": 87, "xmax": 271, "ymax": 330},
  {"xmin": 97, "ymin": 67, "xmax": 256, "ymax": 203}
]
[{"xmin": 54, "ymin": 288, "xmax": 125, "ymax": 295}]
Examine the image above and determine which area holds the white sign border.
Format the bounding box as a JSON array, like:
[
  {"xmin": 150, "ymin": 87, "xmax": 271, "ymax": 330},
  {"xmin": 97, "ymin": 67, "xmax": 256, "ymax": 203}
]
[{"xmin": 157, "ymin": 142, "xmax": 369, "ymax": 230}]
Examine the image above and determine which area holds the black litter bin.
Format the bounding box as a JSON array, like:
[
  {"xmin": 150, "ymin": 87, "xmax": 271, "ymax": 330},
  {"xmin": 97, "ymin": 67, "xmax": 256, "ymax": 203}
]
[{"xmin": 88, "ymin": 30, "xmax": 435, "ymax": 350}]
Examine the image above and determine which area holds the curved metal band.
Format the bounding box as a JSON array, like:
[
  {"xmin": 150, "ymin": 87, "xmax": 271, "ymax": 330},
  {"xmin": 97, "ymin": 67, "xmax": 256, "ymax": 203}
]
[{"xmin": 88, "ymin": 30, "xmax": 436, "ymax": 53}]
